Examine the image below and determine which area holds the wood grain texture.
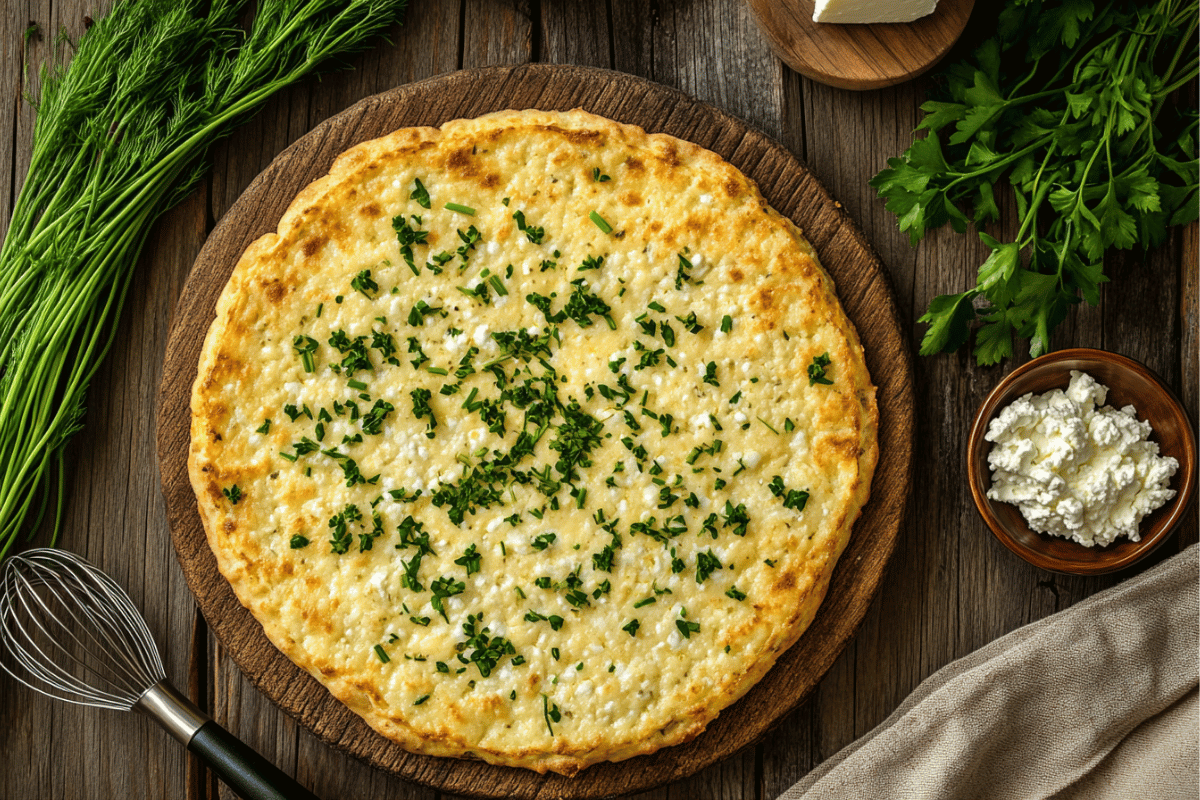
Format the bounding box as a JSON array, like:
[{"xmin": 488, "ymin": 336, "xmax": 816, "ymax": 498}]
[
  {"xmin": 745, "ymin": 0, "xmax": 974, "ymax": 90},
  {"xmin": 156, "ymin": 64, "xmax": 914, "ymax": 800}
]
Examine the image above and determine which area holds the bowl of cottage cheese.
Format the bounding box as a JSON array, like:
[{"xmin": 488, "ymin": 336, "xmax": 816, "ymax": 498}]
[{"xmin": 968, "ymin": 349, "xmax": 1196, "ymax": 575}]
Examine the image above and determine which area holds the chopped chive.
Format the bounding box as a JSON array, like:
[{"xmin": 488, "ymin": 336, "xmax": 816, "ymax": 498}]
[
  {"xmin": 373, "ymin": 644, "xmax": 390, "ymax": 664},
  {"xmin": 758, "ymin": 417, "xmax": 779, "ymax": 434},
  {"xmin": 589, "ymin": 211, "xmax": 612, "ymax": 233},
  {"xmin": 488, "ymin": 274, "xmax": 508, "ymax": 296},
  {"xmin": 413, "ymin": 694, "xmax": 430, "ymax": 705},
  {"xmin": 445, "ymin": 202, "xmax": 476, "ymax": 215},
  {"xmin": 426, "ymin": 366, "xmax": 449, "ymax": 376},
  {"xmin": 720, "ymin": 315, "xmax": 732, "ymax": 333},
  {"xmin": 347, "ymin": 378, "xmax": 368, "ymax": 390}
]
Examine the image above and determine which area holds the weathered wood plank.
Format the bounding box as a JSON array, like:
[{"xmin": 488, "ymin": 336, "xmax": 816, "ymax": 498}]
[
  {"xmin": 1178, "ymin": 221, "xmax": 1198, "ymax": 552},
  {"xmin": 610, "ymin": 0, "xmax": 785, "ymax": 142},
  {"xmin": 0, "ymin": 6, "xmax": 50, "ymax": 799},
  {"xmin": 540, "ymin": 0, "xmax": 611, "ymax": 68}
]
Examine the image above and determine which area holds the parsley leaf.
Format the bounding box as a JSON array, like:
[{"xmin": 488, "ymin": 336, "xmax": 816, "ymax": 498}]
[{"xmin": 874, "ymin": 0, "xmax": 1198, "ymax": 364}]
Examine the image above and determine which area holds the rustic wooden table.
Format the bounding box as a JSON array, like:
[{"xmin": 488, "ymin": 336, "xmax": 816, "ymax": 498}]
[{"xmin": 0, "ymin": 2, "xmax": 1195, "ymax": 799}]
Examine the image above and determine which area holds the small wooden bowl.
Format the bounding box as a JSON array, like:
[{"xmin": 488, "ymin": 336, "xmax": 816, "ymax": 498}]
[{"xmin": 967, "ymin": 348, "xmax": 1197, "ymax": 575}]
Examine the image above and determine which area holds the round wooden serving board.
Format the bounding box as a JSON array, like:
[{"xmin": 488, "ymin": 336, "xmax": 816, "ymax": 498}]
[
  {"xmin": 157, "ymin": 64, "xmax": 914, "ymax": 799},
  {"xmin": 746, "ymin": 0, "xmax": 974, "ymax": 90}
]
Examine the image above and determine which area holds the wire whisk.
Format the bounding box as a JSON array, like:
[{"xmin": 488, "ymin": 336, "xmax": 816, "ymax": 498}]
[
  {"xmin": 0, "ymin": 548, "xmax": 318, "ymax": 800},
  {"xmin": 0, "ymin": 549, "xmax": 164, "ymax": 709}
]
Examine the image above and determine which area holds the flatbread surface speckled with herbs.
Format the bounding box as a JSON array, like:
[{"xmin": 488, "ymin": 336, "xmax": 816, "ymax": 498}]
[{"xmin": 189, "ymin": 108, "xmax": 878, "ymax": 775}]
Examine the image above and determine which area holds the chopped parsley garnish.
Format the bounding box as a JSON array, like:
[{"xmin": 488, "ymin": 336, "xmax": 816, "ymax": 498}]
[
  {"xmin": 512, "ymin": 210, "xmax": 546, "ymax": 244},
  {"xmin": 578, "ymin": 254, "xmax": 604, "ymax": 271},
  {"xmin": 289, "ymin": 534, "xmax": 309, "ymax": 549},
  {"xmin": 431, "ymin": 576, "xmax": 466, "ymax": 623},
  {"xmin": 292, "ymin": 335, "xmax": 319, "ymax": 373},
  {"xmin": 456, "ymin": 225, "xmax": 482, "ymax": 267},
  {"xmin": 327, "ymin": 503, "xmax": 361, "ymax": 554},
  {"xmin": 592, "ymin": 167, "xmax": 610, "ymax": 182},
  {"xmin": 410, "ymin": 178, "xmax": 431, "ymax": 209},
  {"xmin": 445, "ymin": 202, "xmax": 476, "ymax": 215},
  {"xmin": 407, "ymin": 299, "xmax": 445, "ymax": 326},
  {"xmin": 400, "ymin": 552, "xmax": 424, "ymax": 591},
  {"xmin": 460, "ymin": 613, "xmax": 518, "ymax": 678},
  {"xmin": 622, "ymin": 619, "xmax": 640, "ymax": 636},
  {"xmin": 542, "ymin": 694, "xmax": 561, "ymax": 736},
  {"xmin": 588, "ymin": 210, "xmax": 612, "ymax": 233},
  {"xmin": 675, "ymin": 253, "xmax": 693, "ymax": 289},
  {"xmin": 696, "ymin": 549, "xmax": 722, "ymax": 583},
  {"xmin": 255, "ymin": 419, "xmax": 272, "ymax": 435},
  {"xmin": 768, "ymin": 476, "xmax": 811, "ymax": 510},
  {"xmin": 675, "ymin": 311, "xmax": 703, "ymax": 333},
  {"xmin": 784, "ymin": 418, "xmax": 795, "ymax": 432},
  {"xmin": 393, "ymin": 215, "xmax": 429, "ymax": 274},
  {"xmin": 723, "ymin": 501, "xmax": 751, "ymax": 536},
  {"xmin": 808, "ymin": 352, "xmax": 833, "ymax": 386},
  {"xmin": 531, "ymin": 532, "xmax": 557, "ymax": 551},
  {"xmin": 222, "ymin": 485, "xmax": 242, "ymax": 505},
  {"xmin": 720, "ymin": 315, "xmax": 733, "ymax": 333},
  {"xmin": 359, "ymin": 399, "xmax": 395, "ymax": 435},
  {"xmin": 702, "ymin": 361, "xmax": 719, "ymax": 386},
  {"xmin": 454, "ymin": 543, "xmax": 481, "ymax": 575},
  {"xmin": 660, "ymin": 322, "xmax": 675, "ymax": 347},
  {"xmin": 726, "ymin": 586, "xmax": 747, "ymax": 601},
  {"xmin": 410, "ymin": 388, "xmax": 437, "ymax": 438},
  {"xmin": 351, "ymin": 269, "xmax": 379, "ymax": 297},
  {"xmin": 675, "ymin": 609, "xmax": 700, "ymax": 639}
]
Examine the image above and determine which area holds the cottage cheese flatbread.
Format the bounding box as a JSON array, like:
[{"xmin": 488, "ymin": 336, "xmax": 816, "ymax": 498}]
[{"xmin": 189, "ymin": 109, "xmax": 877, "ymax": 775}]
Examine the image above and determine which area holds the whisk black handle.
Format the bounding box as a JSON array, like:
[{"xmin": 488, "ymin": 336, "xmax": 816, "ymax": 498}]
[
  {"xmin": 136, "ymin": 681, "xmax": 319, "ymax": 800},
  {"xmin": 189, "ymin": 719, "xmax": 321, "ymax": 800}
]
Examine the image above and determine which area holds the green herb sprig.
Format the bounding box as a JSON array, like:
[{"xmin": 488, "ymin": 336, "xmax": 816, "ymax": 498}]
[{"xmin": 872, "ymin": 0, "xmax": 1198, "ymax": 364}]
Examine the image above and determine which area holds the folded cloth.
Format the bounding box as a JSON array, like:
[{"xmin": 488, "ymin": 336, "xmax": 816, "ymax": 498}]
[{"xmin": 779, "ymin": 545, "xmax": 1199, "ymax": 800}]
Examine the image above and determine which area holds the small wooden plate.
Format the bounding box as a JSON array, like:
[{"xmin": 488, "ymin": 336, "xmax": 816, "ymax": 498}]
[
  {"xmin": 746, "ymin": 0, "xmax": 975, "ymax": 90},
  {"xmin": 157, "ymin": 64, "xmax": 914, "ymax": 798}
]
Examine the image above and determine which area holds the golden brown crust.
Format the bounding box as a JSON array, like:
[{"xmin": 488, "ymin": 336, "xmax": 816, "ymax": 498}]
[{"xmin": 189, "ymin": 109, "xmax": 877, "ymax": 774}]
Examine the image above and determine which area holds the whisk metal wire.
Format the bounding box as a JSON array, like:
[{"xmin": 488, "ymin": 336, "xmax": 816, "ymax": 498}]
[
  {"xmin": 0, "ymin": 548, "xmax": 321, "ymax": 800},
  {"xmin": 0, "ymin": 548, "xmax": 165, "ymax": 710}
]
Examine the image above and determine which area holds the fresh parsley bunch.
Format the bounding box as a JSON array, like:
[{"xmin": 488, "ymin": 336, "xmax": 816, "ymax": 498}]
[{"xmin": 872, "ymin": 0, "xmax": 1198, "ymax": 364}]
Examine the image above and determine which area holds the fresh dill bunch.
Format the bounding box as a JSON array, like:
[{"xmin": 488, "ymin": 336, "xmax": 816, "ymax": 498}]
[{"xmin": 0, "ymin": 0, "xmax": 408, "ymax": 556}]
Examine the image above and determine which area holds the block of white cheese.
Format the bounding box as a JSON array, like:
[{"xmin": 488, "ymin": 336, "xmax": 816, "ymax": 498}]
[{"xmin": 812, "ymin": 0, "xmax": 939, "ymax": 24}]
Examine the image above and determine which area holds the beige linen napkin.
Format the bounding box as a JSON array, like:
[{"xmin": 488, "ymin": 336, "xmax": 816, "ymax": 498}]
[{"xmin": 779, "ymin": 545, "xmax": 1199, "ymax": 800}]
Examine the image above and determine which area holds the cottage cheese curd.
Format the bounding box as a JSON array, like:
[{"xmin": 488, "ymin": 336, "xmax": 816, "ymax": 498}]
[{"xmin": 985, "ymin": 371, "xmax": 1178, "ymax": 547}]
